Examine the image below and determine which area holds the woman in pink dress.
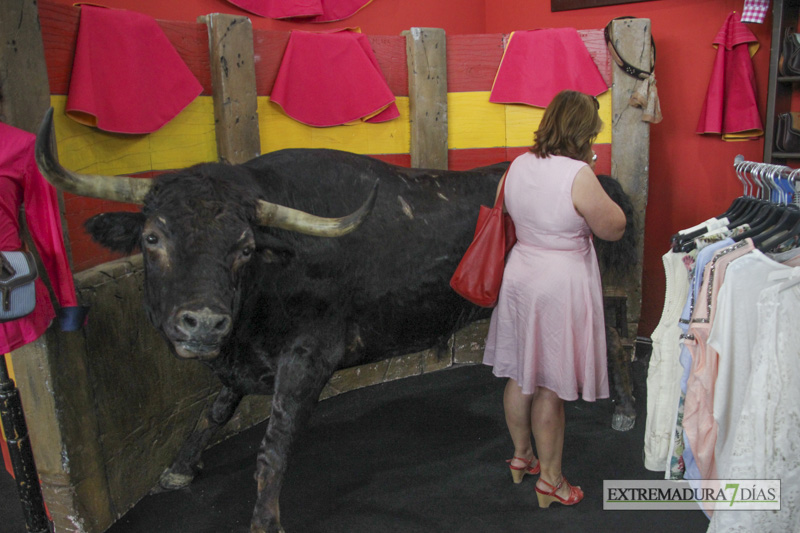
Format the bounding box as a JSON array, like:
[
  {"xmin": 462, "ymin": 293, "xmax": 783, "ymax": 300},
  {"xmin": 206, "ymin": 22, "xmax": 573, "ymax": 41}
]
[{"xmin": 483, "ymin": 90, "xmax": 626, "ymax": 507}]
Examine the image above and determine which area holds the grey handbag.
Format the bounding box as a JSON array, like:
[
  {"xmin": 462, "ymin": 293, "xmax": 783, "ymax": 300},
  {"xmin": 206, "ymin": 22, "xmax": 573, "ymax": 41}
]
[{"xmin": 0, "ymin": 251, "xmax": 38, "ymax": 322}]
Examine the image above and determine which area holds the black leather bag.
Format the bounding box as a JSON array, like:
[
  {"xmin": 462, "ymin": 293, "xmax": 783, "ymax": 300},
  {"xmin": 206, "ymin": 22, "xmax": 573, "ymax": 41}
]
[
  {"xmin": 780, "ymin": 29, "xmax": 800, "ymax": 76},
  {"xmin": 775, "ymin": 112, "xmax": 800, "ymax": 153}
]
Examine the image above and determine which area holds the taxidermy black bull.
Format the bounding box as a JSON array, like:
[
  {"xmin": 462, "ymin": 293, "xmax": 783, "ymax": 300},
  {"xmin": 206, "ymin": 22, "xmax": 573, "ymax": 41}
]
[{"xmin": 36, "ymin": 108, "xmax": 636, "ymax": 533}]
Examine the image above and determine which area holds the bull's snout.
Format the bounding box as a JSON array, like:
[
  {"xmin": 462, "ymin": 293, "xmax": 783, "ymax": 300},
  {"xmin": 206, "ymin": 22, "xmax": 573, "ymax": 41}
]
[
  {"xmin": 177, "ymin": 308, "xmax": 232, "ymax": 337},
  {"xmin": 168, "ymin": 307, "xmax": 232, "ymax": 359}
]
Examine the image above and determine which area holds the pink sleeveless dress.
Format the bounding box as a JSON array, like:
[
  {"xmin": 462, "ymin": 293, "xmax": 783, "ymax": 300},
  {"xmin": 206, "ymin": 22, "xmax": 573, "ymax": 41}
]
[{"xmin": 483, "ymin": 152, "xmax": 608, "ymax": 401}]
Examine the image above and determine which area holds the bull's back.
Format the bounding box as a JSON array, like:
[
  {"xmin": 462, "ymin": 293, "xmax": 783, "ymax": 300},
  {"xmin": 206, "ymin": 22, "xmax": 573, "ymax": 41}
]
[{"xmin": 248, "ymin": 149, "xmax": 502, "ymax": 362}]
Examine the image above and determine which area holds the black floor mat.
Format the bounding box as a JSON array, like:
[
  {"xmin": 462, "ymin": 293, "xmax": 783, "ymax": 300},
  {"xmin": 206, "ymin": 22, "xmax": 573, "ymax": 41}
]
[{"xmin": 2, "ymin": 360, "xmax": 710, "ymax": 533}]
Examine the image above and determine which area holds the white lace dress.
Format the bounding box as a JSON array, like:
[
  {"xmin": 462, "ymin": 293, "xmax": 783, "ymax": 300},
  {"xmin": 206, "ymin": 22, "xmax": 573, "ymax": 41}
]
[
  {"xmin": 706, "ymin": 280, "xmax": 800, "ymax": 532},
  {"xmin": 644, "ymin": 250, "xmax": 691, "ymax": 471}
]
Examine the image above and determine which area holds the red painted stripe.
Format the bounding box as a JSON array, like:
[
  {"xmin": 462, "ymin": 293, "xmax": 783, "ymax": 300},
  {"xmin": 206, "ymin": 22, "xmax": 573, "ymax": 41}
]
[
  {"xmin": 39, "ymin": 1, "xmax": 608, "ymax": 100},
  {"xmin": 449, "ymin": 144, "xmax": 612, "ymax": 174},
  {"xmin": 447, "ymin": 30, "xmax": 611, "ymax": 93},
  {"xmin": 447, "ymin": 34, "xmax": 505, "ymax": 93},
  {"xmin": 253, "ymin": 33, "xmax": 408, "ymax": 97},
  {"xmin": 39, "ymin": 1, "xmax": 212, "ymax": 95}
]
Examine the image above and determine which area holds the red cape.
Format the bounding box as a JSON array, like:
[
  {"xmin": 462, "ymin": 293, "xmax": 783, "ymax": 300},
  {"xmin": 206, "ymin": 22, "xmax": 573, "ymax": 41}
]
[
  {"xmin": 66, "ymin": 5, "xmax": 202, "ymax": 134},
  {"xmin": 696, "ymin": 12, "xmax": 763, "ymax": 140},
  {"xmin": 270, "ymin": 29, "xmax": 399, "ymax": 127},
  {"xmin": 490, "ymin": 28, "xmax": 609, "ymax": 107}
]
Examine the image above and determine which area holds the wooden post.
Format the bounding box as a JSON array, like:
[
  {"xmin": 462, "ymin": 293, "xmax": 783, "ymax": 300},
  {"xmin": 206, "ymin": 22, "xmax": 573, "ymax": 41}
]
[
  {"xmin": 0, "ymin": 3, "xmax": 66, "ymax": 532},
  {"xmin": 609, "ymin": 18, "xmax": 651, "ymax": 341},
  {"xmin": 403, "ymin": 28, "xmax": 448, "ymax": 170},
  {"xmin": 0, "ymin": 0, "xmax": 50, "ymax": 133},
  {"xmin": 201, "ymin": 13, "xmax": 261, "ymax": 165},
  {"xmin": 0, "ymin": 356, "xmax": 49, "ymax": 533}
]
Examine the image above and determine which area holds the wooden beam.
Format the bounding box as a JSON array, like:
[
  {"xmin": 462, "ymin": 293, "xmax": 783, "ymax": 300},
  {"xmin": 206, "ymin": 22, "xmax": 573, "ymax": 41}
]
[
  {"xmin": 609, "ymin": 17, "xmax": 651, "ymax": 340},
  {"xmin": 200, "ymin": 13, "xmax": 260, "ymax": 164},
  {"xmin": 2, "ymin": 5, "xmax": 113, "ymax": 533},
  {"xmin": 0, "ymin": 0, "xmax": 50, "ymax": 133},
  {"xmin": 403, "ymin": 27, "xmax": 448, "ymax": 170}
]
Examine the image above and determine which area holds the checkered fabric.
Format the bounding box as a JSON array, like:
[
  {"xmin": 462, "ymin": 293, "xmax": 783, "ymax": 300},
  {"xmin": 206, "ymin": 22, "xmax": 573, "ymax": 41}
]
[{"xmin": 740, "ymin": 0, "xmax": 771, "ymax": 24}]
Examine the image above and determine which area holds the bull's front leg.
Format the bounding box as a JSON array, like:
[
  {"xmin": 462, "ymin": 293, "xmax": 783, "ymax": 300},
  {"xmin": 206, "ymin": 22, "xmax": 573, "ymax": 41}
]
[
  {"xmin": 607, "ymin": 326, "xmax": 636, "ymax": 431},
  {"xmin": 156, "ymin": 385, "xmax": 244, "ymax": 491},
  {"xmin": 250, "ymin": 329, "xmax": 344, "ymax": 533}
]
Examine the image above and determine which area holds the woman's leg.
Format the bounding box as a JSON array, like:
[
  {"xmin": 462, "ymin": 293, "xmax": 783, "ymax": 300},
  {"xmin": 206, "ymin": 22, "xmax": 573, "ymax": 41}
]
[
  {"xmin": 531, "ymin": 386, "xmax": 572, "ymax": 499},
  {"xmin": 503, "ymin": 378, "xmax": 537, "ymax": 467}
]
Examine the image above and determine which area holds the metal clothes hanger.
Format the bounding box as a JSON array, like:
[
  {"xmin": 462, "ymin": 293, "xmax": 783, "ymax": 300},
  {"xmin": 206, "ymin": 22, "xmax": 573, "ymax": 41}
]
[{"xmin": 757, "ymin": 168, "xmax": 800, "ymax": 251}]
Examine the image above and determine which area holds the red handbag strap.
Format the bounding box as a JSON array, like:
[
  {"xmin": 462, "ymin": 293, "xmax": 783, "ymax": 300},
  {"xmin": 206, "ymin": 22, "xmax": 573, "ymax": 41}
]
[{"xmin": 494, "ymin": 169, "xmax": 509, "ymax": 209}]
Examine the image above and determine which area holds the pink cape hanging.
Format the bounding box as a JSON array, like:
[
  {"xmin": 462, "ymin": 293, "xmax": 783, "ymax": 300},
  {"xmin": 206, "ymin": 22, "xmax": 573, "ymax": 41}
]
[
  {"xmin": 696, "ymin": 12, "xmax": 763, "ymax": 141},
  {"xmin": 66, "ymin": 4, "xmax": 203, "ymax": 134},
  {"xmin": 270, "ymin": 29, "xmax": 399, "ymax": 127},
  {"xmin": 490, "ymin": 28, "xmax": 609, "ymax": 108},
  {"xmin": 227, "ymin": 0, "xmax": 374, "ymax": 23}
]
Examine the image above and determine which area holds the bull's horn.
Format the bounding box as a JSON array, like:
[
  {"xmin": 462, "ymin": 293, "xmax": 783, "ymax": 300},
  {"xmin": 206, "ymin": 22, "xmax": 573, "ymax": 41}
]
[
  {"xmin": 35, "ymin": 108, "xmax": 152, "ymax": 204},
  {"xmin": 256, "ymin": 181, "xmax": 378, "ymax": 237}
]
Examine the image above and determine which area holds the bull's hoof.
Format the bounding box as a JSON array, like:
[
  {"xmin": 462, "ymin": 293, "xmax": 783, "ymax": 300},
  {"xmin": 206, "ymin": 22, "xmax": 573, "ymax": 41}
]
[
  {"xmin": 152, "ymin": 465, "xmax": 200, "ymax": 493},
  {"xmin": 611, "ymin": 410, "xmax": 636, "ymax": 432},
  {"xmin": 249, "ymin": 525, "xmax": 284, "ymax": 533}
]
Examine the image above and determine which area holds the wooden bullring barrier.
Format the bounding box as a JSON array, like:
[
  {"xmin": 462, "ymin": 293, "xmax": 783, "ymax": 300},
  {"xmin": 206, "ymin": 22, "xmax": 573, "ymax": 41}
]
[{"xmin": 2, "ymin": 1, "xmax": 651, "ymax": 530}]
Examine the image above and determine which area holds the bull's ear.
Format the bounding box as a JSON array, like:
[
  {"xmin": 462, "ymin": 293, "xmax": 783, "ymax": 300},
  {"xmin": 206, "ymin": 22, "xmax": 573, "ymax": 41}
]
[
  {"xmin": 254, "ymin": 232, "xmax": 295, "ymax": 264},
  {"xmin": 84, "ymin": 212, "xmax": 146, "ymax": 254}
]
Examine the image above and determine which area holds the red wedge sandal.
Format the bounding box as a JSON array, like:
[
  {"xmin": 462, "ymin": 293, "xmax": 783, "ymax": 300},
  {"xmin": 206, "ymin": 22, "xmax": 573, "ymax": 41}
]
[
  {"xmin": 535, "ymin": 476, "xmax": 584, "ymax": 507},
  {"xmin": 506, "ymin": 456, "xmax": 541, "ymax": 484}
]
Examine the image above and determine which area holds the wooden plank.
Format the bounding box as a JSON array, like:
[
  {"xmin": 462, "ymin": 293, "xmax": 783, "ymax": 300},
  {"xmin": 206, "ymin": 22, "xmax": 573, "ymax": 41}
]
[
  {"xmin": 447, "ymin": 91, "xmax": 505, "ymax": 150},
  {"xmin": 447, "ymin": 144, "xmax": 611, "ymax": 174},
  {"xmin": 447, "ymin": 147, "xmax": 508, "ymax": 171},
  {"xmin": 448, "ymin": 91, "xmax": 612, "ymax": 150},
  {"xmin": 579, "ymin": 29, "xmax": 613, "ymax": 87},
  {"xmin": 447, "ymin": 34, "xmax": 505, "ymax": 93},
  {"xmin": 1, "ymin": 0, "xmax": 51, "ymax": 132},
  {"xmin": 52, "ymin": 95, "xmax": 217, "ymax": 174},
  {"xmin": 404, "ymin": 27, "xmax": 448, "ymax": 170},
  {"xmin": 609, "ymin": 17, "xmax": 651, "ymax": 337},
  {"xmin": 368, "ymin": 35, "xmax": 409, "ymax": 97},
  {"xmin": 2, "ymin": 5, "xmax": 112, "ymax": 532},
  {"xmin": 258, "ymin": 96, "xmax": 410, "ymax": 155},
  {"xmin": 250, "ymin": 31, "xmax": 408, "ymax": 97},
  {"xmin": 38, "ymin": 1, "xmax": 212, "ymax": 96},
  {"xmin": 446, "ymin": 31, "xmax": 611, "ymax": 94},
  {"xmin": 252, "ymin": 30, "xmax": 290, "ymax": 96},
  {"xmin": 201, "ymin": 13, "xmax": 260, "ymax": 164}
]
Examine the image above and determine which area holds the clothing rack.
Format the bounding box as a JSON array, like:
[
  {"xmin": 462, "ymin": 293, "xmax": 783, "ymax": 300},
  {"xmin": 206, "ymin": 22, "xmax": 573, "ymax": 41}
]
[{"xmin": 733, "ymin": 155, "xmax": 800, "ymax": 205}]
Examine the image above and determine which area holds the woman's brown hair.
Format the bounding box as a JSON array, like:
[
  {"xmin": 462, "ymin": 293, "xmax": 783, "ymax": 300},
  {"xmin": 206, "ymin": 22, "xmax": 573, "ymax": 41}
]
[{"xmin": 530, "ymin": 90, "xmax": 603, "ymax": 164}]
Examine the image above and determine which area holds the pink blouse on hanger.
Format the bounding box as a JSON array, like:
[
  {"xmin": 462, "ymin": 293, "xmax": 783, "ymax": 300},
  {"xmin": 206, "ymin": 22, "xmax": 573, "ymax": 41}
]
[
  {"xmin": 0, "ymin": 122, "xmax": 84, "ymax": 354},
  {"xmin": 682, "ymin": 239, "xmax": 754, "ymax": 485}
]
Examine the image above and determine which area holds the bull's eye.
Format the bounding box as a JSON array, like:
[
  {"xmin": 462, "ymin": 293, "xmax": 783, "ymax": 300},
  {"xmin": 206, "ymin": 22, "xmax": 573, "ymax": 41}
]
[
  {"xmin": 145, "ymin": 233, "xmax": 159, "ymax": 245},
  {"xmin": 242, "ymin": 246, "xmax": 253, "ymax": 257}
]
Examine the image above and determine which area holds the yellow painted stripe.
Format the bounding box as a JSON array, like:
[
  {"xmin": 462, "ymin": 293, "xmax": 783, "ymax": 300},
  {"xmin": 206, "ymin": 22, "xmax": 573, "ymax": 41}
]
[
  {"xmin": 448, "ymin": 92, "xmax": 507, "ymax": 149},
  {"xmin": 258, "ymin": 97, "xmax": 411, "ymax": 155},
  {"xmin": 51, "ymin": 96, "xmax": 217, "ymax": 175},
  {"xmin": 2, "ymin": 354, "xmax": 12, "ymax": 382},
  {"xmin": 0, "ymin": 354, "xmax": 11, "ymax": 441},
  {"xmin": 51, "ymin": 91, "xmax": 611, "ymax": 174},
  {"xmin": 449, "ymin": 91, "xmax": 612, "ymax": 149}
]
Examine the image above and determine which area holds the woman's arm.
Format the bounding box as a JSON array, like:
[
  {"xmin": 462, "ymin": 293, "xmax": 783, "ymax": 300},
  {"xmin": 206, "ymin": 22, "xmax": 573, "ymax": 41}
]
[{"xmin": 572, "ymin": 165, "xmax": 626, "ymax": 241}]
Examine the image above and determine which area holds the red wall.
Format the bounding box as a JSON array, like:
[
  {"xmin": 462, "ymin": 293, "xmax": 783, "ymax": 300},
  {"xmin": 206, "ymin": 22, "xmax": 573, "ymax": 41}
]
[
  {"xmin": 45, "ymin": 0, "xmax": 774, "ymax": 337},
  {"xmin": 485, "ymin": 0, "xmax": 772, "ymax": 336},
  {"xmin": 46, "ymin": 0, "xmax": 488, "ymax": 34}
]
